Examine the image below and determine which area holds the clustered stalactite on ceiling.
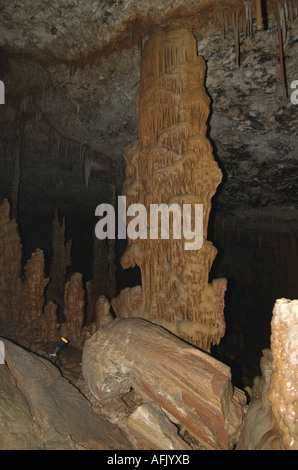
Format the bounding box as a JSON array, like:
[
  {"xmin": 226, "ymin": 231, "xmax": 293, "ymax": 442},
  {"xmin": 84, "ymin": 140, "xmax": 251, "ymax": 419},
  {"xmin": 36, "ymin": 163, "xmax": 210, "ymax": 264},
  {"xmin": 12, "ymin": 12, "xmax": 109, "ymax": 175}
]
[
  {"xmin": 214, "ymin": 0, "xmax": 298, "ymax": 98},
  {"xmin": 1, "ymin": 1, "xmax": 296, "ymax": 225},
  {"xmin": 111, "ymin": 27, "xmax": 227, "ymax": 352}
]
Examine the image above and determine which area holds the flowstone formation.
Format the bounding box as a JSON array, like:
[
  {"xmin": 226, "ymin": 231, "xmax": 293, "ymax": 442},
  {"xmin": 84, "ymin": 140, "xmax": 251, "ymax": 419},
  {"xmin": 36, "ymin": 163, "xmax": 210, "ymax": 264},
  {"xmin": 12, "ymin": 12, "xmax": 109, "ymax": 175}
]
[{"xmin": 113, "ymin": 27, "xmax": 226, "ymax": 351}]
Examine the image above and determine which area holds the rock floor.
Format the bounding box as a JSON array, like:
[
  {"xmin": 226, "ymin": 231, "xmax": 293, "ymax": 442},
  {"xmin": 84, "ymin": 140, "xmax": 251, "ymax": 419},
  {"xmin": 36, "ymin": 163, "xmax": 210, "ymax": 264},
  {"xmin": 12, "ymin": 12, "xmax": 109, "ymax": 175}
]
[{"xmin": 0, "ymin": 320, "xmax": 202, "ymax": 450}]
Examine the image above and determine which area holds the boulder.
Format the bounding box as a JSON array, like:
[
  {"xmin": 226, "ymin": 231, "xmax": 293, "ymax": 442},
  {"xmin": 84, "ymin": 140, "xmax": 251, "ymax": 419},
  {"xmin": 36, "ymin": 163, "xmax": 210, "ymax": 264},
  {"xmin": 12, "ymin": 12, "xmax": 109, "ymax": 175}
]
[
  {"xmin": 127, "ymin": 401, "xmax": 192, "ymax": 450},
  {"xmin": 82, "ymin": 317, "xmax": 246, "ymax": 450},
  {"xmin": 1, "ymin": 338, "xmax": 132, "ymax": 450},
  {"xmin": 0, "ymin": 365, "xmax": 44, "ymax": 449}
]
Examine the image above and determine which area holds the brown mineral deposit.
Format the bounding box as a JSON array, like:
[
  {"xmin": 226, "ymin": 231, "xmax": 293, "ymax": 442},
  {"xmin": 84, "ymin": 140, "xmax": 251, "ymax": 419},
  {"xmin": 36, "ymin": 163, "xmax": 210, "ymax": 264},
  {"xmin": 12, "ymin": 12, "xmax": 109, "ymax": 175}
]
[
  {"xmin": 113, "ymin": 27, "xmax": 226, "ymax": 351},
  {"xmin": 0, "ymin": 199, "xmax": 22, "ymax": 321},
  {"xmin": 20, "ymin": 249, "xmax": 49, "ymax": 328},
  {"xmin": 267, "ymin": 299, "xmax": 298, "ymax": 450}
]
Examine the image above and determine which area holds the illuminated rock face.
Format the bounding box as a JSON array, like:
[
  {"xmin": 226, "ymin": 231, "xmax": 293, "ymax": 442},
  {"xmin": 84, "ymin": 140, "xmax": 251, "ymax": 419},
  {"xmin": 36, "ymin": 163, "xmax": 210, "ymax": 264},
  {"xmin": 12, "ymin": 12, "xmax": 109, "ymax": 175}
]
[
  {"xmin": 114, "ymin": 27, "xmax": 227, "ymax": 351},
  {"xmin": 268, "ymin": 299, "xmax": 298, "ymax": 450}
]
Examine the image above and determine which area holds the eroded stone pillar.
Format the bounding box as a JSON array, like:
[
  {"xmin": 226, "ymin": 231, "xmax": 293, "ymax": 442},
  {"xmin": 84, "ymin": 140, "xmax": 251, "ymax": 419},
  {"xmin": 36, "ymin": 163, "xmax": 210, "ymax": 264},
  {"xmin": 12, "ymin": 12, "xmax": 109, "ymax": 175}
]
[{"xmin": 113, "ymin": 27, "xmax": 226, "ymax": 351}]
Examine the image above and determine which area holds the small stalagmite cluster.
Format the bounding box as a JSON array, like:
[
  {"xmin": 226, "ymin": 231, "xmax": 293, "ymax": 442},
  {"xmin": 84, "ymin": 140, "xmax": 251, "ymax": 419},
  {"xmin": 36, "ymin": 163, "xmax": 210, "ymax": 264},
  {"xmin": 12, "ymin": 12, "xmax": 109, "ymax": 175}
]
[
  {"xmin": 113, "ymin": 27, "xmax": 226, "ymax": 351},
  {"xmin": 0, "ymin": 199, "xmax": 103, "ymax": 346}
]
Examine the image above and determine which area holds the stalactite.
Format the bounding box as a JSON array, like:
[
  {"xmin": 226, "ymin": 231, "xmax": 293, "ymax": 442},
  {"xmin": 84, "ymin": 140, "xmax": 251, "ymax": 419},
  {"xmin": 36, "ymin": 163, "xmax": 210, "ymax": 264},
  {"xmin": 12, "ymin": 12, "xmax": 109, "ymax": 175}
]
[
  {"xmin": 256, "ymin": 0, "xmax": 264, "ymax": 29},
  {"xmin": 275, "ymin": 2, "xmax": 288, "ymax": 98},
  {"xmin": 232, "ymin": 9, "xmax": 240, "ymax": 66},
  {"xmin": 113, "ymin": 27, "xmax": 227, "ymax": 352}
]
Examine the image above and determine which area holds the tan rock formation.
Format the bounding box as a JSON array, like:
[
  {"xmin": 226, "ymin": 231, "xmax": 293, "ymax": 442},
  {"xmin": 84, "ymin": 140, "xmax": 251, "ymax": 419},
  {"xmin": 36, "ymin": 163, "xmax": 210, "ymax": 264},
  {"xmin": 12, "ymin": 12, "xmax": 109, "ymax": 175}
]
[
  {"xmin": 82, "ymin": 317, "xmax": 246, "ymax": 450},
  {"xmin": 19, "ymin": 249, "xmax": 49, "ymax": 328},
  {"xmin": 95, "ymin": 295, "xmax": 114, "ymax": 330},
  {"xmin": 64, "ymin": 272, "xmax": 85, "ymax": 345},
  {"xmin": 267, "ymin": 299, "xmax": 298, "ymax": 450},
  {"xmin": 31, "ymin": 300, "xmax": 60, "ymax": 342},
  {"xmin": 127, "ymin": 401, "xmax": 192, "ymax": 450},
  {"xmin": 237, "ymin": 299, "xmax": 298, "ymax": 450},
  {"xmin": 0, "ymin": 199, "xmax": 22, "ymax": 321},
  {"xmin": 113, "ymin": 27, "xmax": 226, "ymax": 351}
]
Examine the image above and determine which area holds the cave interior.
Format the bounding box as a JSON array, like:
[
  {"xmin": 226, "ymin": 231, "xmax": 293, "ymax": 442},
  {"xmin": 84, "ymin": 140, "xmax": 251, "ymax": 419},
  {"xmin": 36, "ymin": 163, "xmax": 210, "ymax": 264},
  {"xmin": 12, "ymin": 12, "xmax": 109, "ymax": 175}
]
[{"xmin": 0, "ymin": 0, "xmax": 297, "ymax": 394}]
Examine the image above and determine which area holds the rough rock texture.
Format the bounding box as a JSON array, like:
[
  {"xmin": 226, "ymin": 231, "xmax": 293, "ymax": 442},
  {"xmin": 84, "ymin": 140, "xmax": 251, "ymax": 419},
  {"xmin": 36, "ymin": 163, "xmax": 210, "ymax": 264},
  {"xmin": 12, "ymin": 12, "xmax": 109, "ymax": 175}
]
[
  {"xmin": 31, "ymin": 300, "xmax": 60, "ymax": 342},
  {"xmin": 236, "ymin": 348, "xmax": 274, "ymax": 449},
  {"xmin": 0, "ymin": 3, "xmax": 296, "ymax": 233},
  {"xmin": 0, "ymin": 338, "xmax": 132, "ymax": 450},
  {"xmin": 127, "ymin": 401, "xmax": 192, "ymax": 450},
  {"xmin": 82, "ymin": 317, "xmax": 247, "ymax": 450},
  {"xmin": 114, "ymin": 27, "xmax": 227, "ymax": 351},
  {"xmin": 0, "ymin": 365, "xmax": 44, "ymax": 450}
]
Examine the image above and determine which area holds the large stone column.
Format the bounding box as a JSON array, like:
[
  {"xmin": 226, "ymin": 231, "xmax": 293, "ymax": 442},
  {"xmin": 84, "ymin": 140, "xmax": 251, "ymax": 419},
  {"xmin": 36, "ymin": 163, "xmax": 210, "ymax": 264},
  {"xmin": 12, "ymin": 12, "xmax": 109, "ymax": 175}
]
[{"xmin": 113, "ymin": 27, "xmax": 226, "ymax": 351}]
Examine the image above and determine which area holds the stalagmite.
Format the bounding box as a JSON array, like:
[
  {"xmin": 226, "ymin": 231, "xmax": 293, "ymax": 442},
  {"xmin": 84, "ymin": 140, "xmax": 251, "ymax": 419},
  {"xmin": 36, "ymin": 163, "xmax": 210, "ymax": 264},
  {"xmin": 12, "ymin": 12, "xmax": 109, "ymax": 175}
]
[
  {"xmin": 0, "ymin": 199, "xmax": 22, "ymax": 322},
  {"xmin": 19, "ymin": 249, "xmax": 49, "ymax": 328},
  {"xmin": 33, "ymin": 300, "xmax": 59, "ymax": 342},
  {"xmin": 64, "ymin": 272, "xmax": 85, "ymax": 345},
  {"xmin": 237, "ymin": 298, "xmax": 298, "ymax": 450},
  {"xmin": 113, "ymin": 27, "xmax": 226, "ymax": 352},
  {"xmin": 267, "ymin": 299, "xmax": 298, "ymax": 450},
  {"xmin": 95, "ymin": 295, "xmax": 113, "ymax": 330},
  {"xmin": 46, "ymin": 208, "xmax": 72, "ymax": 317}
]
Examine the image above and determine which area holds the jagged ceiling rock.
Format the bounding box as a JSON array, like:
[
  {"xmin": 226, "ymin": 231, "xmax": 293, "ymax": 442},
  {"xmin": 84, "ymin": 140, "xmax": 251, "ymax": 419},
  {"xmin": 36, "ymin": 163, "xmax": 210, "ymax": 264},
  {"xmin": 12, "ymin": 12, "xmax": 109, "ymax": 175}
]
[
  {"xmin": 0, "ymin": 0, "xmax": 240, "ymax": 62},
  {"xmin": 0, "ymin": 0, "xmax": 297, "ymax": 226}
]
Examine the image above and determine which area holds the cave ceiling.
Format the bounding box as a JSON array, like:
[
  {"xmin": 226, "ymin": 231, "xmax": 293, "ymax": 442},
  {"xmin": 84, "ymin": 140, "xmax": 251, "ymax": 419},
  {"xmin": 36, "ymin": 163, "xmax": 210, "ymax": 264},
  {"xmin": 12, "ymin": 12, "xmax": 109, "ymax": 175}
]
[{"xmin": 0, "ymin": 0, "xmax": 297, "ymax": 230}]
